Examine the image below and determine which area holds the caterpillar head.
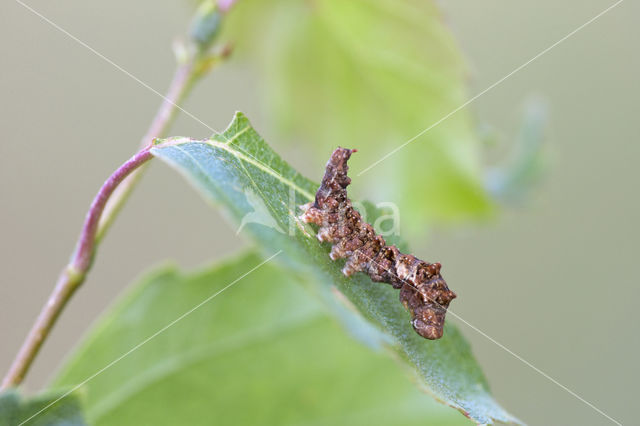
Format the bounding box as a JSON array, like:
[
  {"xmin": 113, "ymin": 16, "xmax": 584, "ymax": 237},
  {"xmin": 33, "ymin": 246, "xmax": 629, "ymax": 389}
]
[{"xmin": 400, "ymin": 263, "xmax": 456, "ymax": 340}]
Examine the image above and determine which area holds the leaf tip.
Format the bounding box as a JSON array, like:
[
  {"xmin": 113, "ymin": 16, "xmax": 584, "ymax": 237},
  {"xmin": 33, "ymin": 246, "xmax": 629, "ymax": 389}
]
[{"xmin": 215, "ymin": 111, "xmax": 252, "ymax": 143}]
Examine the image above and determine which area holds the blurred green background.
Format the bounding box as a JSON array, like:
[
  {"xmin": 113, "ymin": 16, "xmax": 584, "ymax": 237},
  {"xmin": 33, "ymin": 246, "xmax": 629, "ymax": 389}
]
[{"xmin": 0, "ymin": 0, "xmax": 637, "ymax": 424}]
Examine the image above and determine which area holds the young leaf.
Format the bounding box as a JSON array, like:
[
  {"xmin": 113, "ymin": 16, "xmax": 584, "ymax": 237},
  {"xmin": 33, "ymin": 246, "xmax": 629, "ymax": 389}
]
[
  {"xmin": 0, "ymin": 389, "xmax": 87, "ymax": 426},
  {"xmin": 149, "ymin": 112, "xmax": 520, "ymax": 424},
  {"xmin": 224, "ymin": 0, "xmax": 493, "ymax": 230},
  {"xmin": 52, "ymin": 251, "xmax": 467, "ymax": 425}
]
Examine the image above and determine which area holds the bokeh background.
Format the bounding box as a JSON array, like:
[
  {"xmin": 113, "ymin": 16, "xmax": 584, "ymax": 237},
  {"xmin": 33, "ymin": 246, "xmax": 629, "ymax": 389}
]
[{"xmin": 1, "ymin": 1, "xmax": 638, "ymax": 424}]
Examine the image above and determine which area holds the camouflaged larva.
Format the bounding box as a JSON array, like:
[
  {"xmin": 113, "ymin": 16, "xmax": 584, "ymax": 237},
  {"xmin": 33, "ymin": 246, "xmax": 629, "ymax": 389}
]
[{"xmin": 300, "ymin": 148, "xmax": 456, "ymax": 340}]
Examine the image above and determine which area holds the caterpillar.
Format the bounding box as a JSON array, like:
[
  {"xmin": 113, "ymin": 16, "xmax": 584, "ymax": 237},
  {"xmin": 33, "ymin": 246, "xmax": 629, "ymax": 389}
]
[{"xmin": 300, "ymin": 148, "xmax": 456, "ymax": 340}]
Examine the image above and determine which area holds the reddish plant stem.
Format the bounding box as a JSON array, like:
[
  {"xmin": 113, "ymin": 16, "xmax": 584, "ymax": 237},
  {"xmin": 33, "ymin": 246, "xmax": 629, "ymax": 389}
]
[
  {"xmin": 1, "ymin": 57, "xmax": 210, "ymax": 390},
  {"xmin": 1, "ymin": 148, "xmax": 153, "ymax": 390},
  {"xmin": 2, "ymin": 0, "xmax": 238, "ymax": 392},
  {"xmin": 97, "ymin": 42, "xmax": 232, "ymax": 242},
  {"xmin": 73, "ymin": 148, "xmax": 154, "ymax": 272},
  {"xmin": 96, "ymin": 60, "xmax": 197, "ymax": 242}
]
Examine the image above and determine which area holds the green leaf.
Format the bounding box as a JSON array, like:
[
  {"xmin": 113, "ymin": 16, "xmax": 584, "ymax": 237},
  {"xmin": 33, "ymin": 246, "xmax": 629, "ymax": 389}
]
[
  {"xmin": 52, "ymin": 251, "xmax": 467, "ymax": 425},
  {"xmin": 0, "ymin": 389, "xmax": 87, "ymax": 426},
  {"xmin": 148, "ymin": 112, "xmax": 519, "ymax": 424},
  {"xmin": 224, "ymin": 0, "xmax": 493, "ymax": 230}
]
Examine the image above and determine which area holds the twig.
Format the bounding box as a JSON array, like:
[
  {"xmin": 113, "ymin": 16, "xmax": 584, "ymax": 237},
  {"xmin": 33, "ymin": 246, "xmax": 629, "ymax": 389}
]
[
  {"xmin": 1, "ymin": 0, "xmax": 237, "ymax": 391},
  {"xmin": 96, "ymin": 1, "xmax": 235, "ymax": 242},
  {"xmin": 97, "ymin": 56, "xmax": 206, "ymax": 242},
  {"xmin": 0, "ymin": 56, "xmax": 208, "ymax": 389},
  {"xmin": 1, "ymin": 148, "xmax": 154, "ymax": 390}
]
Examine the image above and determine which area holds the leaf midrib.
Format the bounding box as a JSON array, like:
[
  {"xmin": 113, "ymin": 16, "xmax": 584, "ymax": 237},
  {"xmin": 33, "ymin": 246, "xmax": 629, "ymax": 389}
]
[{"xmin": 156, "ymin": 132, "xmax": 315, "ymax": 202}]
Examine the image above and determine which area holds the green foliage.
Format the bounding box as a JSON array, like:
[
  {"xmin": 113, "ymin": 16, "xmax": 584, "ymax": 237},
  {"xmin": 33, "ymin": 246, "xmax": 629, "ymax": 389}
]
[
  {"xmin": 2, "ymin": 3, "xmax": 525, "ymax": 425},
  {"xmin": 52, "ymin": 252, "xmax": 467, "ymax": 425},
  {"xmin": 223, "ymin": 0, "xmax": 493, "ymax": 231},
  {"xmin": 0, "ymin": 389, "xmax": 86, "ymax": 426},
  {"xmin": 146, "ymin": 112, "xmax": 519, "ymax": 424}
]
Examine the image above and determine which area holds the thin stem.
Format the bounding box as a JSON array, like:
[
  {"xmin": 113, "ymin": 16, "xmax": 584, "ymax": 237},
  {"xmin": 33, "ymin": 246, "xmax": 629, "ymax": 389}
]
[
  {"xmin": 1, "ymin": 148, "xmax": 154, "ymax": 390},
  {"xmin": 96, "ymin": 57, "xmax": 201, "ymax": 242},
  {"xmin": 2, "ymin": 0, "xmax": 238, "ymax": 391},
  {"xmin": 1, "ymin": 54, "xmax": 222, "ymax": 390},
  {"xmin": 0, "ymin": 57, "xmax": 207, "ymax": 390}
]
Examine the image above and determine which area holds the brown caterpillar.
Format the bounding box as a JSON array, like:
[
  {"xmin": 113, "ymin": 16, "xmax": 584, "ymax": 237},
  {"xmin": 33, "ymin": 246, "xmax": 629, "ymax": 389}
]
[{"xmin": 300, "ymin": 148, "xmax": 456, "ymax": 340}]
